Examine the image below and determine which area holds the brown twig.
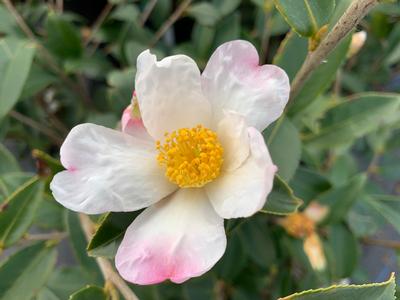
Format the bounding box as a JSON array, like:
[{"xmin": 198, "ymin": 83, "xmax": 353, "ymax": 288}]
[
  {"xmin": 84, "ymin": 2, "xmax": 114, "ymax": 47},
  {"xmin": 9, "ymin": 110, "xmax": 63, "ymax": 146},
  {"xmin": 149, "ymin": 0, "xmax": 192, "ymax": 47},
  {"xmin": 362, "ymin": 237, "xmax": 400, "ymax": 250},
  {"xmin": 79, "ymin": 214, "xmax": 140, "ymax": 300},
  {"xmin": 290, "ymin": 0, "xmax": 379, "ymax": 100},
  {"xmin": 139, "ymin": 0, "xmax": 158, "ymax": 27}
]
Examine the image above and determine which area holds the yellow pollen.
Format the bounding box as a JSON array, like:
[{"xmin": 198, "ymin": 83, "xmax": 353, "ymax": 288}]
[{"xmin": 156, "ymin": 125, "xmax": 224, "ymax": 188}]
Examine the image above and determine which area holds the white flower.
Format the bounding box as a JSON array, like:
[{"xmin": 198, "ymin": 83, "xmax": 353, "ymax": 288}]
[{"xmin": 50, "ymin": 40, "xmax": 290, "ymax": 285}]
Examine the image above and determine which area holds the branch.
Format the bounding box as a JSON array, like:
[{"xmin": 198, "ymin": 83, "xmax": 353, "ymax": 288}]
[
  {"xmin": 150, "ymin": 0, "xmax": 192, "ymax": 47},
  {"xmin": 290, "ymin": 0, "xmax": 379, "ymax": 100},
  {"xmin": 362, "ymin": 237, "xmax": 400, "ymax": 250},
  {"xmin": 9, "ymin": 110, "xmax": 64, "ymax": 146},
  {"xmin": 79, "ymin": 214, "xmax": 140, "ymax": 300},
  {"xmin": 84, "ymin": 2, "xmax": 114, "ymax": 47},
  {"xmin": 139, "ymin": 0, "xmax": 158, "ymax": 27}
]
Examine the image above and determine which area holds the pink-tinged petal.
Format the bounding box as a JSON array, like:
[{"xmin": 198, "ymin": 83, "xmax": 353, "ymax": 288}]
[
  {"xmin": 217, "ymin": 111, "xmax": 249, "ymax": 171},
  {"xmin": 135, "ymin": 50, "xmax": 212, "ymax": 141},
  {"xmin": 205, "ymin": 127, "xmax": 277, "ymax": 219},
  {"xmin": 50, "ymin": 123, "xmax": 177, "ymax": 214},
  {"xmin": 121, "ymin": 99, "xmax": 152, "ymax": 142},
  {"xmin": 115, "ymin": 188, "xmax": 226, "ymax": 285},
  {"xmin": 202, "ymin": 40, "xmax": 290, "ymax": 131}
]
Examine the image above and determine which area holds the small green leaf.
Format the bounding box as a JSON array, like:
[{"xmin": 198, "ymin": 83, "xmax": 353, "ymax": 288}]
[
  {"xmin": 65, "ymin": 211, "xmax": 103, "ymax": 285},
  {"xmin": 0, "ymin": 143, "xmax": 19, "ymax": 175},
  {"xmin": 273, "ymin": 31, "xmax": 308, "ymax": 82},
  {"xmin": 366, "ymin": 195, "xmax": 400, "ymax": 235},
  {"xmin": 46, "ymin": 13, "xmax": 82, "ymax": 59},
  {"xmin": 69, "ymin": 285, "xmax": 108, "ymax": 300},
  {"xmin": 262, "ymin": 175, "xmax": 302, "ymax": 215},
  {"xmin": 320, "ymin": 174, "xmax": 366, "ymax": 224},
  {"xmin": 187, "ymin": 2, "xmax": 221, "ymax": 26},
  {"xmin": 326, "ymin": 224, "xmax": 358, "ymax": 279},
  {"xmin": 280, "ymin": 273, "xmax": 396, "ymax": 300},
  {"xmin": 0, "ymin": 176, "xmax": 44, "ymax": 248},
  {"xmin": 304, "ymin": 93, "xmax": 400, "ymax": 149},
  {"xmin": 274, "ymin": 0, "xmax": 335, "ymax": 36},
  {"xmin": 0, "ymin": 38, "xmax": 36, "ymax": 120},
  {"xmin": 87, "ymin": 211, "xmax": 141, "ymax": 258},
  {"xmin": 0, "ymin": 242, "xmax": 57, "ymax": 300},
  {"xmin": 290, "ymin": 34, "xmax": 351, "ymax": 117},
  {"xmin": 264, "ymin": 117, "xmax": 301, "ymax": 181}
]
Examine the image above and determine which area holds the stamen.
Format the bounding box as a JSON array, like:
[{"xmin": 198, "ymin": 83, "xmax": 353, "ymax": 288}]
[{"xmin": 156, "ymin": 125, "xmax": 223, "ymax": 188}]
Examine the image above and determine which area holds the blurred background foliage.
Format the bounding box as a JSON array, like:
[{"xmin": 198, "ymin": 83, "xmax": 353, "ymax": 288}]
[{"xmin": 0, "ymin": 0, "xmax": 400, "ymax": 299}]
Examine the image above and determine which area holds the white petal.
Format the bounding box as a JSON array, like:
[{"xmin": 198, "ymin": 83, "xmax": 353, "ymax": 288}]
[
  {"xmin": 50, "ymin": 123, "xmax": 176, "ymax": 214},
  {"xmin": 115, "ymin": 188, "xmax": 226, "ymax": 285},
  {"xmin": 202, "ymin": 40, "xmax": 290, "ymax": 131},
  {"xmin": 136, "ymin": 50, "xmax": 212, "ymax": 141},
  {"xmin": 121, "ymin": 104, "xmax": 152, "ymax": 142},
  {"xmin": 217, "ymin": 111, "xmax": 249, "ymax": 171},
  {"xmin": 206, "ymin": 127, "xmax": 277, "ymax": 218}
]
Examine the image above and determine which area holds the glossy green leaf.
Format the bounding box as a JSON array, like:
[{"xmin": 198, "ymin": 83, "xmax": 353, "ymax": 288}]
[
  {"xmin": 280, "ymin": 273, "xmax": 396, "ymax": 300},
  {"xmin": 264, "ymin": 117, "xmax": 301, "ymax": 181},
  {"xmin": 87, "ymin": 211, "xmax": 141, "ymax": 258},
  {"xmin": 65, "ymin": 211, "xmax": 103, "ymax": 285},
  {"xmin": 326, "ymin": 224, "xmax": 358, "ymax": 279},
  {"xmin": 274, "ymin": 0, "xmax": 335, "ymax": 36},
  {"xmin": 304, "ymin": 93, "xmax": 400, "ymax": 149},
  {"xmin": 0, "ymin": 176, "xmax": 44, "ymax": 248},
  {"xmin": 320, "ymin": 174, "xmax": 366, "ymax": 224},
  {"xmin": 187, "ymin": 2, "xmax": 221, "ymax": 26},
  {"xmin": 290, "ymin": 34, "xmax": 351, "ymax": 117},
  {"xmin": 46, "ymin": 13, "xmax": 82, "ymax": 59},
  {"xmin": 262, "ymin": 175, "xmax": 302, "ymax": 215},
  {"xmin": 69, "ymin": 286, "xmax": 108, "ymax": 300},
  {"xmin": 0, "ymin": 143, "xmax": 19, "ymax": 174},
  {"xmin": 366, "ymin": 195, "xmax": 400, "ymax": 234},
  {"xmin": 0, "ymin": 242, "xmax": 57, "ymax": 300},
  {"xmin": 273, "ymin": 31, "xmax": 308, "ymax": 82},
  {"xmin": 0, "ymin": 38, "xmax": 36, "ymax": 120}
]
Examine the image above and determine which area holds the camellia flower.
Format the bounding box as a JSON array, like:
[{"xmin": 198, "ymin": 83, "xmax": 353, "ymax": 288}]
[{"xmin": 50, "ymin": 40, "xmax": 290, "ymax": 285}]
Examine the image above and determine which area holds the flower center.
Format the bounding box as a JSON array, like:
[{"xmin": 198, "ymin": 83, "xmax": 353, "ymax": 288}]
[{"xmin": 156, "ymin": 125, "xmax": 224, "ymax": 188}]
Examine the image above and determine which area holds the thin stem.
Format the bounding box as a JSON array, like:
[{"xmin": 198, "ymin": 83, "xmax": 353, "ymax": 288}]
[
  {"xmin": 139, "ymin": 0, "xmax": 158, "ymax": 27},
  {"xmin": 9, "ymin": 110, "xmax": 63, "ymax": 146},
  {"xmin": 150, "ymin": 0, "xmax": 192, "ymax": 47},
  {"xmin": 84, "ymin": 2, "xmax": 114, "ymax": 47},
  {"xmin": 362, "ymin": 237, "xmax": 400, "ymax": 250},
  {"xmin": 290, "ymin": 0, "xmax": 379, "ymax": 100},
  {"xmin": 25, "ymin": 232, "xmax": 67, "ymax": 241},
  {"xmin": 79, "ymin": 214, "xmax": 140, "ymax": 300}
]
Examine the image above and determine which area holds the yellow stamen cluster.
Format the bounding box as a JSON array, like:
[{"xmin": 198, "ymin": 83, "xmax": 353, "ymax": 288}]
[{"xmin": 156, "ymin": 125, "xmax": 224, "ymax": 188}]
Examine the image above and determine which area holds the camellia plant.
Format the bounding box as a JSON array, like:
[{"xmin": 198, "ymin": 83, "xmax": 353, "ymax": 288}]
[{"xmin": 0, "ymin": 0, "xmax": 399, "ymax": 299}]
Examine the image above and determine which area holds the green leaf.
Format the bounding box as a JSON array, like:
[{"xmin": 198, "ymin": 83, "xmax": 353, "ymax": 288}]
[
  {"xmin": 273, "ymin": 31, "xmax": 308, "ymax": 82},
  {"xmin": 36, "ymin": 287, "xmax": 60, "ymax": 300},
  {"xmin": 0, "ymin": 143, "xmax": 19, "ymax": 174},
  {"xmin": 65, "ymin": 211, "xmax": 103, "ymax": 285},
  {"xmin": 280, "ymin": 273, "xmax": 396, "ymax": 300},
  {"xmin": 46, "ymin": 13, "xmax": 82, "ymax": 59},
  {"xmin": 320, "ymin": 174, "xmax": 366, "ymax": 224},
  {"xmin": 0, "ymin": 172, "xmax": 33, "ymax": 202},
  {"xmin": 187, "ymin": 2, "xmax": 221, "ymax": 26},
  {"xmin": 213, "ymin": 13, "xmax": 240, "ymax": 46},
  {"xmin": 274, "ymin": 0, "xmax": 335, "ymax": 36},
  {"xmin": 262, "ymin": 175, "xmax": 302, "ymax": 215},
  {"xmin": 20, "ymin": 64, "xmax": 57, "ymax": 99},
  {"xmin": 264, "ymin": 117, "xmax": 301, "ymax": 181},
  {"xmin": 366, "ymin": 195, "xmax": 400, "ymax": 235},
  {"xmin": 87, "ymin": 211, "xmax": 141, "ymax": 258},
  {"xmin": 69, "ymin": 286, "xmax": 108, "ymax": 300},
  {"xmin": 290, "ymin": 35, "xmax": 351, "ymax": 117},
  {"xmin": 0, "ymin": 176, "xmax": 44, "ymax": 248},
  {"xmin": 304, "ymin": 93, "xmax": 400, "ymax": 149},
  {"xmin": 290, "ymin": 167, "xmax": 332, "ymax": 205},
  {"xmin": 213, "ymin": 0, "xmax": 241, "ymax": 17},
  {"xmin": 0, "ymin": 38, "xmax": 36, "ymax": 120},
  {"xmin": 326, "ymin": 224, "xmax": 358, "ymax": 279},
  {"xmin": 0, "ymin": 242, "xmax": 57, "ymax": 300},
  {"xmin": 34, "ymin": 194, "xmax": 64, "ymax": 230}
]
